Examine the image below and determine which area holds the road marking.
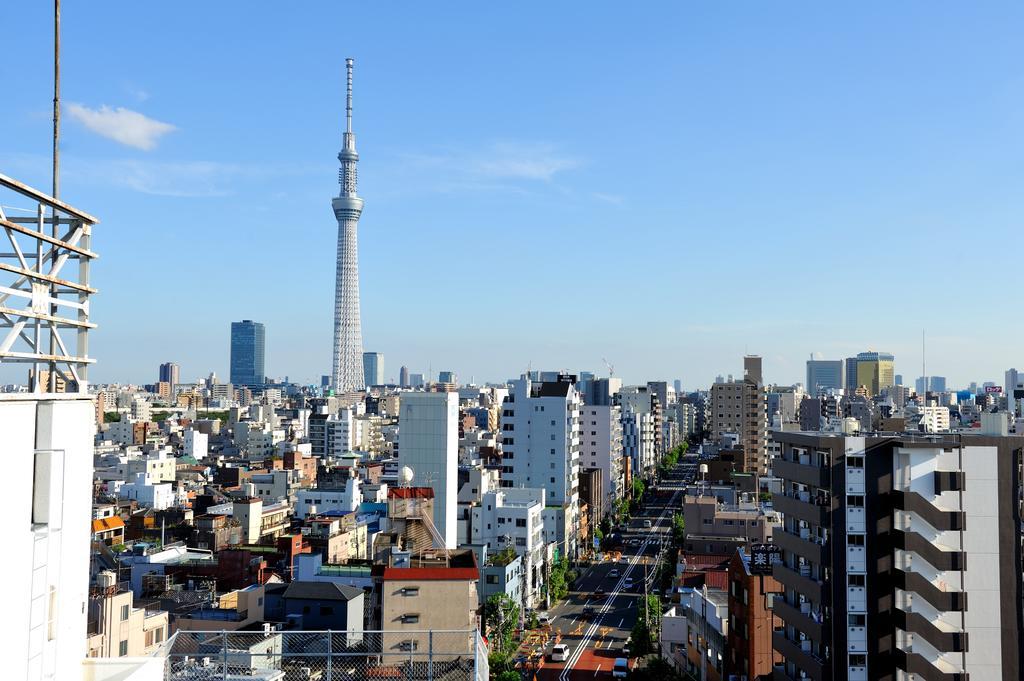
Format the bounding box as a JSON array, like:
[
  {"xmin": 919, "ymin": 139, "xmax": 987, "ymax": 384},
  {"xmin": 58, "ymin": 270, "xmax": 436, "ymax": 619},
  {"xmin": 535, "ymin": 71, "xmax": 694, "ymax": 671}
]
[
  {"xmin": 618, "ymin": 618, "xmax": 623, "ymax": 628},
  {"xmin": 595, "ymin": 665, "xmax": 602, "ymax": 676}
]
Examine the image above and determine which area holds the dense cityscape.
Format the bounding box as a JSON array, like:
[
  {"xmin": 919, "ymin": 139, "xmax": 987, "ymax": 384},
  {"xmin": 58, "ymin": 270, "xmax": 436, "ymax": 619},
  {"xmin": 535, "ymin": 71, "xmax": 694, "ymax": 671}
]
[{"xmin": 6, "ymin": 5, "xmax": 1024, "ymax": 681}]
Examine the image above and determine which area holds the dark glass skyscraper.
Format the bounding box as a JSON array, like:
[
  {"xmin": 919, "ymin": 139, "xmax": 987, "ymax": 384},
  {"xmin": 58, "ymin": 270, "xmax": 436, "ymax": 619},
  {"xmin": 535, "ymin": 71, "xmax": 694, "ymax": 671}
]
[{"xmin": 230, "ymin": 320, "xmax": 265, "ymax": 386}]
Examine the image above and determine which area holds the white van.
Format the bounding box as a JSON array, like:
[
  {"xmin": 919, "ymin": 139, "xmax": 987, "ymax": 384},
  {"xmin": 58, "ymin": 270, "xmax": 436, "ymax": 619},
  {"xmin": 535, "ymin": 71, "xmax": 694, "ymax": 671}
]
[
  {"xmin": 551, "ymin": 644, "xmax": 570, "ymax": 662},
  {"xmin": 612, "ymin": 657, "xmax": 629, "ymax": 678},
  {"xmin": 642, "ymin": 520, "xmax": 653, "ymax": 529}
]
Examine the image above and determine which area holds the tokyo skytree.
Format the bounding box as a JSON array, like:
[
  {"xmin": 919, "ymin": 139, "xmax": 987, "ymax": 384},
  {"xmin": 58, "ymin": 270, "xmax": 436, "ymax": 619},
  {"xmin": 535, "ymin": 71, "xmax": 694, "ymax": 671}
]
[{"xmin": 331, "ymin": 58, "xmax": 365, "ymax": 392}]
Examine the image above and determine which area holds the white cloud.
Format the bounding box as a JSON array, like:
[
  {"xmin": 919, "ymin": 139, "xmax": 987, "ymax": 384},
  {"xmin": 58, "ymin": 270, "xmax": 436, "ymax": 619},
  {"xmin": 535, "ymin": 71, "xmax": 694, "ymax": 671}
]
[
  {"xmin": 473, "ymin": 143, "xmax": 580, "ymax": 181},
  {"xmin": 66, "ymin": 103, "xmax": 176, "ymax": 150}
]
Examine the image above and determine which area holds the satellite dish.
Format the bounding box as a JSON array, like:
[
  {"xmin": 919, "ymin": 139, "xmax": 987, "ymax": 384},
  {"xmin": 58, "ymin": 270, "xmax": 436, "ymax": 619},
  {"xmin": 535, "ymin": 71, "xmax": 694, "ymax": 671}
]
[{"xmin": 399, "ymin": 466, "xmax": 415, "ymax": 487}]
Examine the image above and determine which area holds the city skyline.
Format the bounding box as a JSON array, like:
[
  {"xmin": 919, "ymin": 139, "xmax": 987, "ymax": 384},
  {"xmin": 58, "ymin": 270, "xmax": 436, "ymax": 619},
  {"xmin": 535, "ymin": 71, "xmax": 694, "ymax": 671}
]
[{"xmin": 3, "ymin": 3, "xmax": 1023, "ymax": 388}]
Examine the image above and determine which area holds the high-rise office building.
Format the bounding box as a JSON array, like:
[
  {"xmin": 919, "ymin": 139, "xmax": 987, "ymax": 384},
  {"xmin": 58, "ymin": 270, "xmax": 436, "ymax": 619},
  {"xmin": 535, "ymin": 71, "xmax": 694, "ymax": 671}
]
[
  {"xmin": 806, "ymin": 358, "xmax": 844, "ymax": 397},
  {"xmin": 331, "ymin": 58, "xmax": 366, "ymax": 392},
  {"xmin": 854, "ymin": 351, "xmax": 895, "ymax": 396},
  {"xmin": 362, "ymin": 352, "xmax": 384, "ymax": 386},
  {"xmin": 400, "ymin": 391, "xmax": 459, "ymax": 548},
  {"xmin": 772, "ymin": 431, "xmax": 1024, "ymax": 681},
  {"xmin": 230, "ymin": 320, "xmax": 265, "ymax": 386},
  {"xmin": 399, "ymin": 365, "xmax": 410, "ymax": 388},
  {"xmin": 844, "ymin": 356, "xmax": 860, "ymax": 393},
  {"xmin": 916, "ymin": 375, "xmax": 948, "ymax": 394},
  {"xmin": 438, "ymin": 370, "xmax": 456, "ymax": 385},
  {"xmin": 158, "ymin": 362, "xmax": 179, "ymax": 391}
]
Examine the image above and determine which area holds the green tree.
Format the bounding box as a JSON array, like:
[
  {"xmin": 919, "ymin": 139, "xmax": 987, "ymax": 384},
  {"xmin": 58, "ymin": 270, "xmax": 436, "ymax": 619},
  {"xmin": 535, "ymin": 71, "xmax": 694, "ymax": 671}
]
[
  {"xmin": 546, "ymin": 557, "xmax": 571, "ymax": 602},
  {"xmin": 671, "ymin": 512, "xmax": 685, "ymax": 547},
  {"xmin": 629, "ymin": 594, "xmax": 662, "ymax": 656},
  {"xmin": 631, "ymin": 477, "xmax": 645, "ymax": 500},
  {"xmin": 484, "ymin": 594, "xmax": 520, "ymax": 654}
]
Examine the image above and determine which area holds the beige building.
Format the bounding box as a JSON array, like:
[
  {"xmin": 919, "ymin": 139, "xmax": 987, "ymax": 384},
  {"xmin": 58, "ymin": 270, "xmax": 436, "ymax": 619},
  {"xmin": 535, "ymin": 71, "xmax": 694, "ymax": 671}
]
[
  {"xmin": 682, "ymin": 493, "xmax": 780, "ymax": 555},
  {"xmin": 174, "ymin": 584, "xmax": 266, "ymax": 631},
  {"xmin": 710, "ymin": 356, "xmax": 767, "ymax": 474},
  {"xmin": 379, "ymin": 551, "xmax": 479, "ymax": 660},
  {"xmin": 86, "ymin": 571, "xmax": 169, "ymax": 658},
  {"xmin": 854, "ymin": 351, "xmax": 895, "ymax": 397}
]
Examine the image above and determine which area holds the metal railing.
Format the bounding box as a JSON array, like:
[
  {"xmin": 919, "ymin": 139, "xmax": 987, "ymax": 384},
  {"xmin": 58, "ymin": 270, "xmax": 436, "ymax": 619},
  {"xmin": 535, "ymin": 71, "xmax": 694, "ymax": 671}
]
[{"xmin": 161, "ymin": 629, "xmax": 488, "ymax": 681}]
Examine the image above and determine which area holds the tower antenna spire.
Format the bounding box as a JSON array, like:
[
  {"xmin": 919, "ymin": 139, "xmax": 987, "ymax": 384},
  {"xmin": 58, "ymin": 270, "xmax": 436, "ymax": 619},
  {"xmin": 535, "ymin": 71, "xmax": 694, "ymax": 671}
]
[{"xmin": 345, "ymin": 57, "xmax": 354, "ymax": 135}]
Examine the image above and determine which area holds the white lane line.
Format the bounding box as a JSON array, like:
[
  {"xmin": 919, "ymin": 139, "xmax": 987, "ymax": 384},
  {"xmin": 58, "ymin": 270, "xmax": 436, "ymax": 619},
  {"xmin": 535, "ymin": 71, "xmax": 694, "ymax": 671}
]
[
  {"xmin": 594, "ymin": 665, "xmax": 602, "ymax": 676},
  {"xmin": 618, "ymin": 618, "xmax": 623, "ymax": 628}
]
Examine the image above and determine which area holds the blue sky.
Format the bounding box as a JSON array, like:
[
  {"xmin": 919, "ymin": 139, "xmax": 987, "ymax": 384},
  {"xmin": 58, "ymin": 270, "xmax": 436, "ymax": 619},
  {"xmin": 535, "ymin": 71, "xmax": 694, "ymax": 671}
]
[{"xmin": 3, "ymin": 2, "xmax": 1022, "ymax": 388}]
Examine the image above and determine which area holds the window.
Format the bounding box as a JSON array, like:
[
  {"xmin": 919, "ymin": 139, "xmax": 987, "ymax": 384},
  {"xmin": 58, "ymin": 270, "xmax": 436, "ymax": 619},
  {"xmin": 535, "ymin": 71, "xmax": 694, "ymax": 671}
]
[
  {"xmin": 516, "ymin": 519, "xmax": 526, "ymax": 528},
  {"xmin": 847, "ymin": 456, "xmax": 864, "ymax": 468},
  {"xmin": 848, "ymin": 614, "xmax": 866, "ymax": 626},
  {"xmin": 486, "ymin": 575, "xmax": 498, "ymax": 584},
  {"xmin": 847, "ymin": 495, "xmax": 865, "ymax": 507},
  {"xmin": 516, "ymin": 537, "xmax": 526, "ymax": 547},
  {"xmin": 401, "ymin": 613, "xmax": 420, "ymax": 624},
  {"xmin": 400, "ymin": 639, "xmax": 419, "ymax": 651},
  {"xmin": 848, "ymin": 574, "xmax": 865, "ymax": 586},
  {"xmin": 848, "ymin": 534, "xmax": 865, "ymax": 546},
  {"xmin": 119, "ymin": 640, "xmax": 128, "ymax": 656},
  {"xmin": 155, "ymin": 627, "xmax": 164, "ymax": 643},
  {"xmin": 402, "ymin": 587, "xmax": 419, "ymax": 596},
  {"xmin": 550, "ymin": 477, "xmax": 555, "ymax": 483},
  {"xmin": 849, "ymin": 654, "xmax": 867, "ymax": 666},
  {"xmin": 121, "ymin": 604, "xmax": 130, "ymax": 621}
]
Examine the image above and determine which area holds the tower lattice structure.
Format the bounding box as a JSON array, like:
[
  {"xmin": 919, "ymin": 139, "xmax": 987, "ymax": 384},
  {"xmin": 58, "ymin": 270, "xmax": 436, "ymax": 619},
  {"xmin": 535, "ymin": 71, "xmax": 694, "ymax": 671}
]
[{"xmin": 331, "ymin": 58, "xmax": 365, "ymax": 392}]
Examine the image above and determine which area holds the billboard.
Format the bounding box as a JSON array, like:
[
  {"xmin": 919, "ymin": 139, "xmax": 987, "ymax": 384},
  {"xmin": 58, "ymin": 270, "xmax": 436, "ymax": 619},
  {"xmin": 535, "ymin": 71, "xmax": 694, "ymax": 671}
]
[{"xmin": 749, "ymin": 543, "xmax": 781, "ymax": 575}]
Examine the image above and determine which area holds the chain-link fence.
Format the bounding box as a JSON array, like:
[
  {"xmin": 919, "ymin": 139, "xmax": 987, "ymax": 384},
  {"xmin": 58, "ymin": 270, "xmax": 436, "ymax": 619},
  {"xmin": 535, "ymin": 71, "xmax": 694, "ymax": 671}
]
[{"xmin": 162, "ymin": 629, "xmax": 488, "ymax": 681}]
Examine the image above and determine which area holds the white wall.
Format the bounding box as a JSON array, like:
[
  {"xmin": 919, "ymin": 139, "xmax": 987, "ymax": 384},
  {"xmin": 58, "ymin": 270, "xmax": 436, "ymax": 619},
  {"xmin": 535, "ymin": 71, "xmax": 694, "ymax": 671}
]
[
  {"xmin": 7, "ymin": 396, "xmax": 95, "ymax": 681},
  {"xmin": 400, "ymin": 392, "xmax": 459, "ymax": 548}
]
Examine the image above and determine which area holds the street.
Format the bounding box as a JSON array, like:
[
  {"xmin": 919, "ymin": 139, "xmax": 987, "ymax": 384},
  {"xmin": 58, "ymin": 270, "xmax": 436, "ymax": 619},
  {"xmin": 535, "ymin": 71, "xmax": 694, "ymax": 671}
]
[{"xmin": 532, "ymin": 461, "xmax": 691, "ymax": 680}]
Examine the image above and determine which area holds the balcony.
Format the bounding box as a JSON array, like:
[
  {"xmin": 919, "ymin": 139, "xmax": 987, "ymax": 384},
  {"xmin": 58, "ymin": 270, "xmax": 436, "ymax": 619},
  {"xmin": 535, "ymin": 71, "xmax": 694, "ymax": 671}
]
[
  {"xmin": 893, "ymin": 608, "xmax": 968, "ymax": 653},
  {"xmin": 892, "ymin": 491, "xmax": 965, "ymax": 531},
  {"xmin": 774, "ymin": 527, "xmax": 827, "ymax": 564},
  {"xmin": 773, "ymin": 563, "xmax": 823, "ymax": 603},
  {"xmin": 772, "ymin": 492, "xmax": 830, "ymax": 526},
  {"xmin": 771, "ymin": 596, "xmax": 823, "ymax": 641},
  {"xmin": 895, "ymin": 648, "xmax": 969, "ymax": 681},
  {"xmin": 774, "ymin": 458, "xmax": 830, "ymax": 488},
  {"xmin": 893, "ymin": 530, "xmax": 966, "ymax": 571},
  {"xmin": 893, "ymin": 569, "xmax": 967, "ymax": 612},
  {"xmin": 771, "ymin": 630, "xmax": 825, "ymax": 681}
]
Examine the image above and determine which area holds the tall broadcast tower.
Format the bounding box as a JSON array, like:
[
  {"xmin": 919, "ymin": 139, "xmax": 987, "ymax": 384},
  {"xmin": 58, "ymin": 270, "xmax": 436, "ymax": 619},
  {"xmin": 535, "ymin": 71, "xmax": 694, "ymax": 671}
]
[{"xmin": 331, "ymin": 58, "xmax": 365, "ymax": 392}]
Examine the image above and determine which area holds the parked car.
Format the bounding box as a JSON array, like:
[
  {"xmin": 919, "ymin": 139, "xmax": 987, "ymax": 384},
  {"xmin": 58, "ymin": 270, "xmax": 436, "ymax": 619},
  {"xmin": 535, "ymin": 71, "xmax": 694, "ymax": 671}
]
[
  {"xmin": 537, "ymin": 612, "xmax": 551, "ymax": 625},
  {"xmin": 612, "ymin": 658, "xmax": 629, "ymax": 678}
]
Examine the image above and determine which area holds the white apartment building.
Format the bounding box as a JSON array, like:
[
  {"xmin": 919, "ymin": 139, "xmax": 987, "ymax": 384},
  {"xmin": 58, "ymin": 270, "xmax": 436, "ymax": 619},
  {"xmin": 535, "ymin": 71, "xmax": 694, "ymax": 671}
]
[
  {"xmin": 919, "ymin": 405, "xmax": 951, "ymax": 433},
  {"xmin": 296, "ymin": 477, "xmax": 364, "ymax": 518},
  {"xmin": 499, "ymin": 375, "xmax": 581, "ymax": 558},
  {"xmin": 399, "ymin": 391, "xmax": 459, "ymax": 548},
  {"xmin": 183, "ymin": 429, "xmax": 208, "ymax": 459},
  {"xmin": 579, "ymin": 404, "xmax": 624, "ymax": 506},
  {"xmin": 621, "ymin": 404, "xmax": 656, "ymax": 480},
  {"xmin": 471, "ymin": 488, "xmax": 546, "ymax": 608},
  {"xmin": 118, "ymin": 472, "xmax": 175, "ymax": 510},
  {"xmin": 123, "ymin": 448, "xmax": 176, "ymax": 483}
]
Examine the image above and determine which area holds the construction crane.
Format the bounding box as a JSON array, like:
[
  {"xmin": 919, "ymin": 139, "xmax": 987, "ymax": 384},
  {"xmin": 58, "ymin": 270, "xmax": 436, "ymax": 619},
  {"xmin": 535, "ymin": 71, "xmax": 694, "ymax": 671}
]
[{"xmin": 602, "ymin": 357, "xmax": 615, "ymax": 377}]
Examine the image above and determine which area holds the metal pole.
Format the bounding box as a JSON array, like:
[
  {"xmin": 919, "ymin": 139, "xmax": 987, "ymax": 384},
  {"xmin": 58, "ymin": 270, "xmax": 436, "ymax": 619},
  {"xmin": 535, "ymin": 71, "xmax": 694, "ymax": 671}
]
[
  {"xmin": 49, "ymin": 0, "xmax": 60, "ymax": 393},
  {"xmin": 326, "ymin": 630, "xmax": 333, "ymax": 681},
  {"xmin": 427, "ymin": 630, "xmax": 434, "ymax": 681},
  {"xmin": 221, "ymin": 630, "xmax": 228, "ymax": 677}
]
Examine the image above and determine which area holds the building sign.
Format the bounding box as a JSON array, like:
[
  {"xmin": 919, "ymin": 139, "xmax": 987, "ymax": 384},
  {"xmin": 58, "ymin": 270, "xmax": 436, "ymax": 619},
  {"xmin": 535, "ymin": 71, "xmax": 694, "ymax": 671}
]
[
  {"xmin": 750, "ymin": 543, "xmax": 781, "ymax": 575},
  {"xmin": 986, "ymin": 385, "xmax": 1003, "ymax": 394}
]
